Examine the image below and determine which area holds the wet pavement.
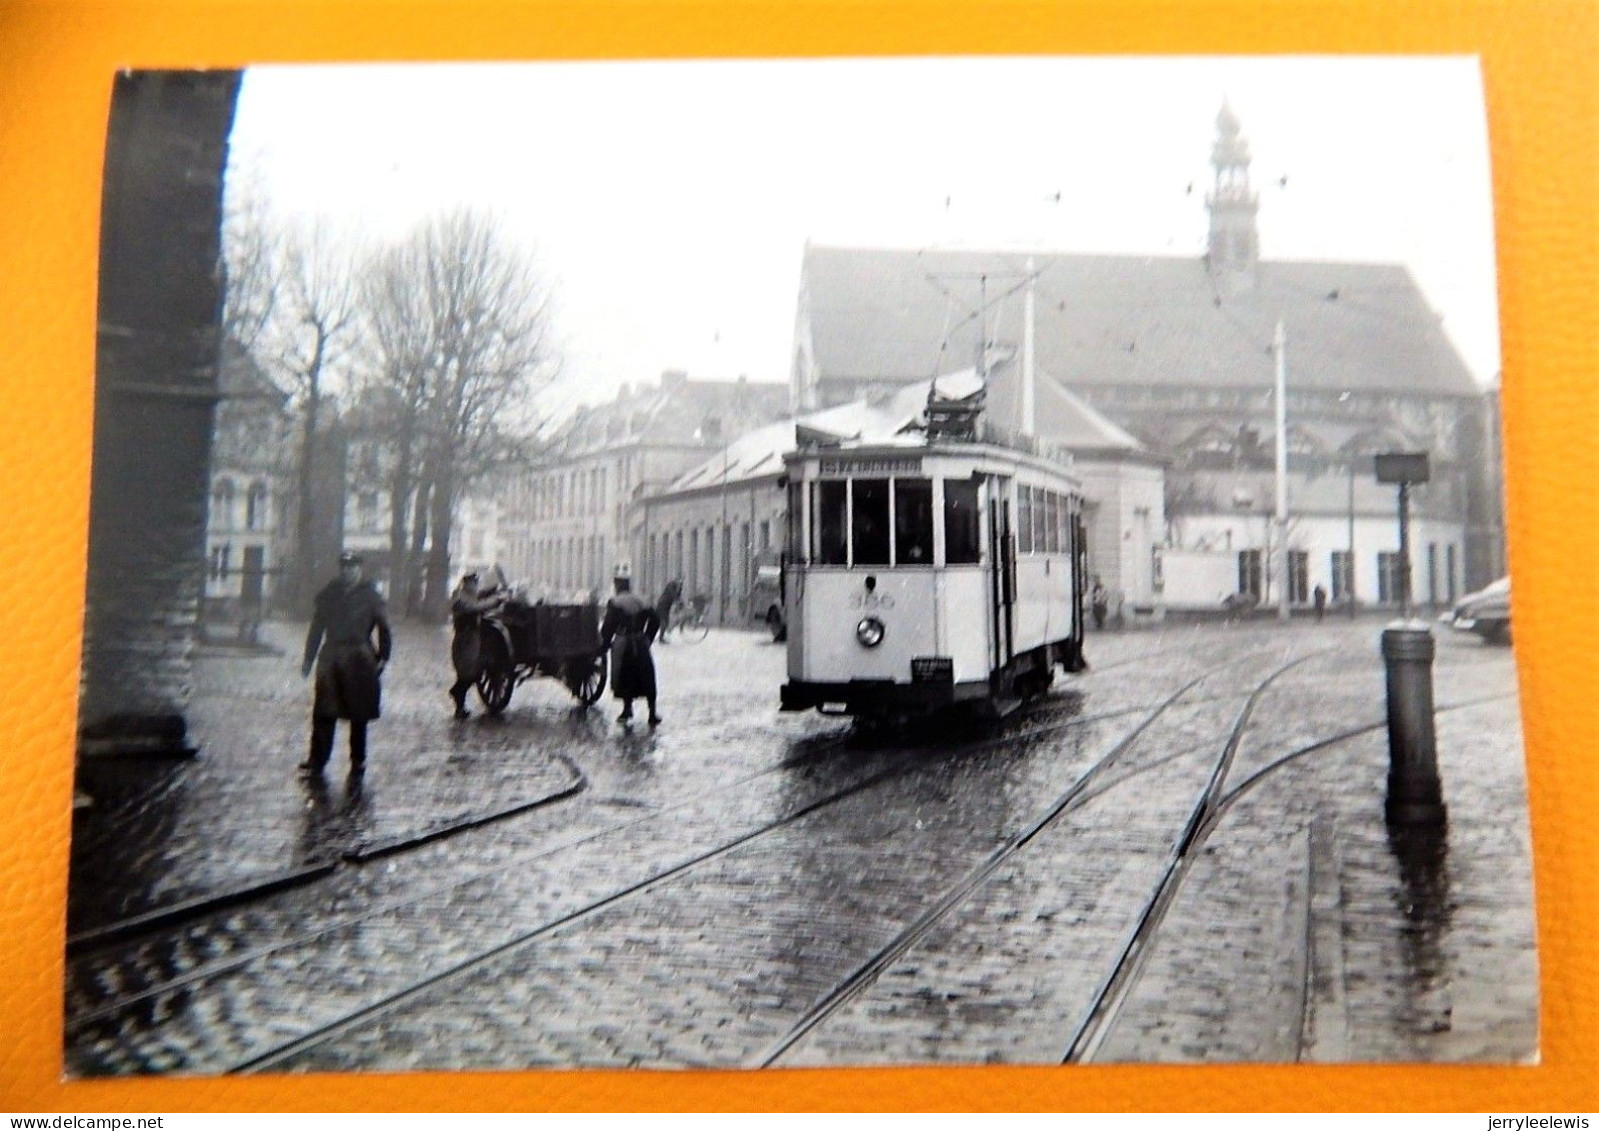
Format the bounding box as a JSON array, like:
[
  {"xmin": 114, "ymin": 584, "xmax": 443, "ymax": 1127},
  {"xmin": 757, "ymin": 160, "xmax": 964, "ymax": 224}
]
[{"xmin": 64, "ymin": 614, "xmax": 1537, "ymax": 1074}]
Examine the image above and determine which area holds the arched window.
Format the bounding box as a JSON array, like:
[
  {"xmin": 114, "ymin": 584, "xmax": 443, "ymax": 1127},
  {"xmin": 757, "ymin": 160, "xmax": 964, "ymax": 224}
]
[
  {"xmin": 211, "ymin": 478, "xmax": 236, "ymax": 528},
  {"xmin": 246, "ymin": 481, "xmax": 270, "ymax": 531}
]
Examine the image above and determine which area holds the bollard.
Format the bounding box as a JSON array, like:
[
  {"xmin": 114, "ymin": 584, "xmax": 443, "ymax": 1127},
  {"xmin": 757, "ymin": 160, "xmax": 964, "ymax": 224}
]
[{"xmin": 1381, "ymin": 625, "xmax": 1447, "ymax": 826}]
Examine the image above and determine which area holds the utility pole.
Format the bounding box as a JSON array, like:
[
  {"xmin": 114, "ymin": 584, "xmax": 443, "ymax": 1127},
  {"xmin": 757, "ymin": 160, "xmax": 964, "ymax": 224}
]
[
  {"xmin": 1022, "ymin": 257, "xmax": 1037, "ymax": 438},
  {"xmin": 1273, "ymin": 320, "xmax": 1290, "ymax": 622}
]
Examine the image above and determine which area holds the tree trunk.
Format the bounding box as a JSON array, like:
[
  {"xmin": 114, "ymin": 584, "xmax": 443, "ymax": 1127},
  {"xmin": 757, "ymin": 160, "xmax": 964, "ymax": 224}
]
[
  {"xmin": 405, "ymin": 476, "xmax": 430, "ymax": 618},
  {"xmin": 291, "ymin": 326, "xmax": 328, "ymax": 611},
  {"xmin": 423, "ymin": 458, "xmax": 457, "ymax": 621},
  {"xmin": 387, "ymin": 421, "xmax": 413, "ymax": 605}
]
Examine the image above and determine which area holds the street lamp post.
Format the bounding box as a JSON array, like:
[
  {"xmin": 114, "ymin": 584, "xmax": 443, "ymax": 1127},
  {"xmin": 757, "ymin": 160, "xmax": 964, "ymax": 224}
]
[{"xmin": 1272, "ymin": 321, "xmax": 1290, "ymax": 622}]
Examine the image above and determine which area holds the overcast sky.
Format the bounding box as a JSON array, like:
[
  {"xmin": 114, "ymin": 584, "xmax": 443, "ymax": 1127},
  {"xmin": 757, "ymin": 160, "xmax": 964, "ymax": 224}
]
[{"xmin": 228, "ymin": 56, "xmax": 1501, "ymax": 408}]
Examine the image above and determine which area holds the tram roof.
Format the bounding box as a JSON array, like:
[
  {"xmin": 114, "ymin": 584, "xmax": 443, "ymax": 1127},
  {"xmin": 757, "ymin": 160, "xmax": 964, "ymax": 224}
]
[{"xmin": 661, "ymin": 369, "xmax": 1085, "ymax": 499}]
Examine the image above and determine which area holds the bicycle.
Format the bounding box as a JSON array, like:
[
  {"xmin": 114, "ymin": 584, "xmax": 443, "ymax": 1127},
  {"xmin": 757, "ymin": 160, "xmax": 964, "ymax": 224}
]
[{"xmin": 666, "ymin": 597, "xmax": 710, "ymax": 643}]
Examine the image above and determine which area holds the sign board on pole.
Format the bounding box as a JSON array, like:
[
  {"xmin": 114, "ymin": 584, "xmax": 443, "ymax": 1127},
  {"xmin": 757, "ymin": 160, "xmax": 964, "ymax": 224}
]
[{"xmin": 1374, "ymin": 452, "xmax": 1431, "ymax": 484}]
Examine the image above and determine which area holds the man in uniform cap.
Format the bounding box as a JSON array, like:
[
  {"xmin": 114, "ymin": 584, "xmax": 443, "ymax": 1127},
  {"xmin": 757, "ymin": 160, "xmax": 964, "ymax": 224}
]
[
  {"xmin": 448, "ymin": 570, "xmax": 504, "ymax": 719},
  {"xmin": 300, "ymin": 551, "xmax": 392, "ymax": 776},
  {"xmin": 599, "ymin": 561, "xmax": 662, "ymax": 728}
]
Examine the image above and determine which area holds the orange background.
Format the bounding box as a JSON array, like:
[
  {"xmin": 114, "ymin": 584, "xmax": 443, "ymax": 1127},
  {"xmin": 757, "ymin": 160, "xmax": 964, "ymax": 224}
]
[{"xmin": 1, "ymin": 0, "xmax": 1593, "ymax": 1113}]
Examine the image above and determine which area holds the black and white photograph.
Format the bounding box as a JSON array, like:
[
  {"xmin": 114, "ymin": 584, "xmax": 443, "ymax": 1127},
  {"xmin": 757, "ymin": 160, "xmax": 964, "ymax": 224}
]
[{"xmin": 67, "ymin": 55, "xmax": 1534, "ymax": 1075}]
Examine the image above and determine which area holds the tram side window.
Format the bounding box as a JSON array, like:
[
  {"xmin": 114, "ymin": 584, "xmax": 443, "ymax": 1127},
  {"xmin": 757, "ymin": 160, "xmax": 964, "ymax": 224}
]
[
  {"xmin": 853, "ymin": 479, "xmax": 891, "ymax": 565},
  {"xmin": 944, "ymin": 478, "xmax": 981, "ymax": 564},
  {"xmin": 787, "ymin": 480, "xmax": 804, "ymax": 561},
  {"xmin": 1018, "ymin": 486, "xmax": 1034, "ymax": 554},
  {"xmin": 813, "ymin": 480, "xmax": 848, "ymax": 565},
  {"xmin": 1044, "ymin": 488, "xmax": 1061, "ymax": 552},
  {"xmin": 894, "ymin": 478, "xmax": 933, "ymax": 564}
]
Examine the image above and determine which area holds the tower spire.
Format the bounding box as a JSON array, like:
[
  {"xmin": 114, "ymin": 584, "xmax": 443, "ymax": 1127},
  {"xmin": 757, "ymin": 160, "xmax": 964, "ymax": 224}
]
[{"xmin": 1206, "ymin": 100, "xmax": 1260, "ymax": 288}]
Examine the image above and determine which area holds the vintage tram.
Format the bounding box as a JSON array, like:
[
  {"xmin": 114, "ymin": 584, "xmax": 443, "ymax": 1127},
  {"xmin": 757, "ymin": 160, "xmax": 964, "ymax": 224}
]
[{"xmin": 779, "ymin": 427, "xmax": 1087, "ymax": 722}]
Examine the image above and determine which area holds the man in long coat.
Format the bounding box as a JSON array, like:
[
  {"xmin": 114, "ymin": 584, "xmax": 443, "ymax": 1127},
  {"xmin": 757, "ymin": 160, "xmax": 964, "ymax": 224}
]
[
  {"xmin": 448, "ymin": 571, "xmax": 504, "ymax": 719},
  {"xmin": 300, "ymin": 551, "xmax": 392, "ymax": 776},
  {"xmin": 655, "ymin": 576, "xmax": 682, "ymax": 643},
  {"xmin": 599, "ymin": 562, "xmax": 661, "ymax": 728}
]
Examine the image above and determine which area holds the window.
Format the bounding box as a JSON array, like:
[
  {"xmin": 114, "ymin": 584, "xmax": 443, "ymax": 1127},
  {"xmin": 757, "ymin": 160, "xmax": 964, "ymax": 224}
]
[
  {"xmin": 1017, "ymin": 486, "xmax": 1034, "ymax": 554},
  {"xmin": 894, "ymin": 479, "xmax": 933, "ymax": 565},
  {"xmin": 247, "ymin": 482, "xmax": 270, "ymax": 531},
  {"xmin": 759, "ymin": 519, "xmax": 771, "ymax": 553},
  {"xmin": 356, "ymin": 491, "xmax": 378, "ymax": 534},
  {"xmin": 943, "ymin": 479, "xmax": 981, "ymax": 565},
  {"xmin": 1288, "ymin": 550, "xmax": 1309, "ymax": 604},
  {"xmin": 787, "ymin": 482, "xmax": 804, "ymax": 562},
  {"xmin": 1446, "ymin": 544, "xmax": 1458, "ymax": 604},
  {"xmin": 1238, "ymin": 549, "xmax": 1262, "ymax": 598},
  {"xmin": 813, "ymin": 481, "xmax": 847, "ymax": 565},
  {"xmin": 1377, "ymin": 551, "xmax": 1403, "ymax": 604},
  {"xmin": 1330, "ymin": 550, "xmax": 1352, "ymax": 602},
  {"xmin": 211, "ymin": 478, "xmax": 235, "ymax": 528},
  {"xmin": 852, "ymin": 479, "xmax": 891, "ymax": 565},
  {"xmin": 1044, "ymin": 490, "xmax": 1061, "ymax": 553},
  {"xmin": 1427, "ymin": 543, "xmax": 1439, "ymax": 607}
]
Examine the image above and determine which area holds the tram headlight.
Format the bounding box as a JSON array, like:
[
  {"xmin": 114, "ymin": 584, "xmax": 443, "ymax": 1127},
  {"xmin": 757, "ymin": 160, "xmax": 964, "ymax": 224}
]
[{"xmin": 856, "ymin": 615, "xmax": 886, "ymax": 648}]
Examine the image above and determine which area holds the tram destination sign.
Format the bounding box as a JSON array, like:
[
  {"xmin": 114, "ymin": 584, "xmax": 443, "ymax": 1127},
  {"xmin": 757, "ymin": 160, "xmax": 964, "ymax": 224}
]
[{"xmin": 817, "ymin": 456, "xmax": 923, "ymax": 478}]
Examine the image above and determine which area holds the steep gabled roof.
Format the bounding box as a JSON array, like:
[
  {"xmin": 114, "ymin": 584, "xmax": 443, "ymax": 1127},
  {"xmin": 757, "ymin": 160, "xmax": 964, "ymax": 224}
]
[{"xmin": 801, "ymin": 245, "xmax": 1481, "ymax": 399}]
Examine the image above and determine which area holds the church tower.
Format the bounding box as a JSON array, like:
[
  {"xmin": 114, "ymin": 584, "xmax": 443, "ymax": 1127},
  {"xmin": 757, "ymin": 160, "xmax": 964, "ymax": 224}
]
[{"xmin": 1206, "ymin": 101, "xmax": 1260, "ymax": 288}]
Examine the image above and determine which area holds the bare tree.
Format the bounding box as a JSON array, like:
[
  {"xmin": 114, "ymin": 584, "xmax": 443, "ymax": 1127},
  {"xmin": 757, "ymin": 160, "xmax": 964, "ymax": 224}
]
[
  {"xmin": 264, "ymin": 219, "xmax": 361, "ymax": 605},
  {"xmin": 219, "ymin": 162, "xmax": 280, "ymax": 354},
  {"xmin": 355, "ymin": 209, "xmax": 559, "ymax": 616}
]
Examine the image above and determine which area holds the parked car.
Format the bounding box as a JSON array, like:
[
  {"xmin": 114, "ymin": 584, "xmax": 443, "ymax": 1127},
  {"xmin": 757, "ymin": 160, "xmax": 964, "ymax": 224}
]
[
  {"xmin": 1446, "ymin": 576, "xmax": 1511, "ymax": 644},
  {"xmin": 749, "ymin": 561, "xmax": 786, "ymax": 641}
]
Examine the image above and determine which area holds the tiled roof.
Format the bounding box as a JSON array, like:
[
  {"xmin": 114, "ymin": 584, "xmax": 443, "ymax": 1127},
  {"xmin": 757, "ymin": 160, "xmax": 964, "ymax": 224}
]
[
  {"xmin": 802, "ymin": 246, "xmax": 1481, "ymax": 399},
  {"xmin": 550, "ymin": 374, "xmax": 789, "ymax": 456}
]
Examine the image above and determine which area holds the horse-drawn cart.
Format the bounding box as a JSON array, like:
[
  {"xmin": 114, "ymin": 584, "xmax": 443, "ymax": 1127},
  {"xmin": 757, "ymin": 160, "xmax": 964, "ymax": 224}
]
[{"xmin": 474, "ymin": 599, "xmax": 608, "ymax": 713}]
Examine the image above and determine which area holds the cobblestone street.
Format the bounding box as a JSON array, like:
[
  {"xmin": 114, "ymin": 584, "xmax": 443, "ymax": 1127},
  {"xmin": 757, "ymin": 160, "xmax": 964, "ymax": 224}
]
[{"xmin": 64, "ymin": 614, "xmax": 1536, "ymax": 1075}]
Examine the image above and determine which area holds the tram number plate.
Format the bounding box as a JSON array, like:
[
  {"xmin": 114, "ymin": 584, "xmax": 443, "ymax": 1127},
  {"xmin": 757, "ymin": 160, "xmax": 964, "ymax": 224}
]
[{"xmin": 911, "ymin": 657, "xmax": 954, "ymax": 683}]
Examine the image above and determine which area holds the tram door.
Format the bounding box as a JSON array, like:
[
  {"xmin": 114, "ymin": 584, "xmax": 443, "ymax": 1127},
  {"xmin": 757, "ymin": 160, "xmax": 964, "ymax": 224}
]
[
  {"xmin": 987, "ymin": 481, "xmax": 1016, "ymax": 671},
  {"xmin": 1068, "ymin": 505, "xmax": 1088, "ymax": 656}
]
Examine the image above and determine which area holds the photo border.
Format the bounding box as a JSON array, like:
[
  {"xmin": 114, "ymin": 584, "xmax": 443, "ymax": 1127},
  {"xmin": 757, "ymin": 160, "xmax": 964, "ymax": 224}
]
[{"xmin": 1, "ymin": 0, "xmax": 1593, "ymax": 1112}]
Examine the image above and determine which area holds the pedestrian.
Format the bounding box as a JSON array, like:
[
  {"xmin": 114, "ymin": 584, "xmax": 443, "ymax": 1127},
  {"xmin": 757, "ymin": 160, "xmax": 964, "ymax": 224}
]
[
  {"xmin": 600, "ymin": 561, "xmax": 662, "ymax": 728},
  {"xmin": 448, "ymin": 571, "xmax": 504, "ymax": 719},
  {"xmin": 655, "ymin": 575, "xmax": 683, "ymax": 644},
  {"xmin": 1313, "ymin": 583, "xmax": 1328, "ymax": 622},
  {"xmin": 1090, "ymin": 576, "xmax": 1109, "ymax": 631},
  {"xmin": 300, "ymin": 551, "xmax": 391, "ymax": 778}
]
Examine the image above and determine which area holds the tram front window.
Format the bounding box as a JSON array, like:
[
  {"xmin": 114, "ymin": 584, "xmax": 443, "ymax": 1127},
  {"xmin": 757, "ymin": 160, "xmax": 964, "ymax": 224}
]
[
  {"xmin": 894, "ymin": 478, "xmax": 933, "ymax": 564},
  {"xmin": 814, "ymin": 480, "xmax": 847, "ymax": 565},
  {"xmin": 944, "ymin": 478, "xmax": 981, "ymax": 564},
  {"xmin": 853, "ymin": 479, "xmax": 891, "ymax": 565}
]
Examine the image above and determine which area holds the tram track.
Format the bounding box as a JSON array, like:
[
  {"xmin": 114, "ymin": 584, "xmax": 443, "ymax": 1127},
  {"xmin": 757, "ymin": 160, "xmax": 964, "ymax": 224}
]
[
  {"xmin": 63, "ymin": 689, "xmax": 1156, "ymax": 1053},
  {"xmin": 751, "ymin": 646, "xmax": 1317, "ymax": 1067},
  {"xmin": 71, "ymin": 636, "xmax": 1383, "ymax": 1074},
  {"xmin": 221, "ymin": 689, "xmax": 1172, "ymax": 1075},
  {"xmin": 64, "ymin": 689, "xmax": 1099, "ymax": 966},
  {"xmin": 1064, "ymin": 687, "xmax": 1516, "ymax": 1064}
]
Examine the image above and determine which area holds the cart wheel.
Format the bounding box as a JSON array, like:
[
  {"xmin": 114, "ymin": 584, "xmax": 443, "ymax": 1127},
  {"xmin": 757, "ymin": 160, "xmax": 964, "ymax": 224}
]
[
  {"xmin": 476, "ymin": 666, "xmax": 515, "ymax": 714},
  {"xmin": 475, "ymin": 631, "xmax": 515, "ymax": 715},
  {"xmin": 564, "ymin": 653, "xmax": 607, "ymax": 706}
]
